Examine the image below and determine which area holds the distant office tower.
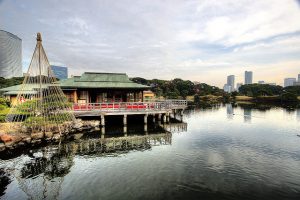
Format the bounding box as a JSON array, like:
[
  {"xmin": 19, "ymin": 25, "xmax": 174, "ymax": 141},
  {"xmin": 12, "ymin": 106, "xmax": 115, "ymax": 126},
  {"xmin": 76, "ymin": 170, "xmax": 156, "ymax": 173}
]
[
  {"xmin": 223, "ymin": 84, "xmax": 232, "ymax": 93},
  {"xmin": 50, "ymin": 65, "xmax": 68, "ymax": 80},
  {"xmin": 0, "ymin": 30, "xmax": 22, "ymax": 78},
  {"xmin": 245, "ymin": 71, "xmax": 253, "ymax": 84},
  {"xmin": 298, "ymin": 74, "xmax": 300, "ymax": 82},
  {"xmin": 294, "ymin": 82, "xmax": 300, "ymax": 86},
  {"xmin": 227, "ymin": 75, "xmax": 235, "ymax": 91},
  {"xmin": 284, "ymin": 78, "xmax": 296, "ymax": 87},
  {"xmin": 236, "ymin": 83, "xmax": 243, "ymax": 92}
]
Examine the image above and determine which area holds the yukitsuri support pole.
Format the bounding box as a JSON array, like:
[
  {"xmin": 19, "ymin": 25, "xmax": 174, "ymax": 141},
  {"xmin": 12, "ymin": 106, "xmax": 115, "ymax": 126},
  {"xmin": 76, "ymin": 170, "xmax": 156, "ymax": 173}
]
[{"xmin": 5, "ymin": 33, "xmax": 75, "ymax": 135}]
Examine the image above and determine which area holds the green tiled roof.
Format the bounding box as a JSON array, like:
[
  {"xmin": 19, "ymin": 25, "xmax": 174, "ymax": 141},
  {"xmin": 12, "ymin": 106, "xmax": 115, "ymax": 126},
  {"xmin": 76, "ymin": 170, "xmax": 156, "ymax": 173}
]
[
  {"xmin": 0, "ymin": 84, "xmax": 53, "ymax": 95},
  {"xmin": 78, "ymin": 72, "xmax": 132, "ymax": 82},
  {"xmin": 59, "ymin": 72, "xmax": 150, "ymax": 89},
  {"xmin": 0, "ymin": 72, "xmax": 150, "ymax": 95}
]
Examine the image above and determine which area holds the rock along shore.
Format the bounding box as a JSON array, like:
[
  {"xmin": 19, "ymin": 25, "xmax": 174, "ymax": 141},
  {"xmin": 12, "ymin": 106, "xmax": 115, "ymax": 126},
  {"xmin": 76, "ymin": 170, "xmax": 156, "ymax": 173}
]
[{"xmin": 0, "ymin": 119, "xmax": 100, "ymax": 153}]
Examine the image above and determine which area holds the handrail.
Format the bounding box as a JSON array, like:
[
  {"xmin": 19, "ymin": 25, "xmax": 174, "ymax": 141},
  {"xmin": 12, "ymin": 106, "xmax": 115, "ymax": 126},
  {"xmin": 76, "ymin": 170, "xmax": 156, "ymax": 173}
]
[{"xmin": 72, "ymin": 100, "xmax": 187, "ymax": 112}]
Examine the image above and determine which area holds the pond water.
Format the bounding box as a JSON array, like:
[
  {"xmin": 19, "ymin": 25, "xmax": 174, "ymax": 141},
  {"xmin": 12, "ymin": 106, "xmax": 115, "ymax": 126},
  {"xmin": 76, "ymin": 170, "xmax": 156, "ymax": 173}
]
[{"xmin": 1, "ymin": 103, "xmax": 300, "ymax": 200}]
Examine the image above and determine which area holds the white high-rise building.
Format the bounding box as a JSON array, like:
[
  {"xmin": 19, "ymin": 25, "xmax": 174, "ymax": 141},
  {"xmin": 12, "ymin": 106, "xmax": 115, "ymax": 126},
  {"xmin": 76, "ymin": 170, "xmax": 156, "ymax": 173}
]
[
  {"xmin": 0, "ymin": 30, "xmax": 22, "ymax": 78},
  {"xmin": 227, "ymin": 75, "xmax": 235, "ymax": 91},
  {"xmin": 293, "ymin": 74, "xmax": 300, "ymax": 86},
  {"xmin": 223, "ymin": 84, "xmax": 232, "ymax": 93},
  {"xmin": 284, "ymin": 78, "xmax": 296, "ymax": 87},
  {"xmin": 245, "ymin": 71, "xmax": 253, "ymax": 84}
]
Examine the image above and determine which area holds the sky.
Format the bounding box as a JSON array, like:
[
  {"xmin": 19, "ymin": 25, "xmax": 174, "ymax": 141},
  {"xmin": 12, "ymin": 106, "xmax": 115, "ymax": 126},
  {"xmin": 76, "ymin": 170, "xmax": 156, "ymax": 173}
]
[{"xmin": 0, "ymin": 0, "xmax": 300, "ymax": 87}]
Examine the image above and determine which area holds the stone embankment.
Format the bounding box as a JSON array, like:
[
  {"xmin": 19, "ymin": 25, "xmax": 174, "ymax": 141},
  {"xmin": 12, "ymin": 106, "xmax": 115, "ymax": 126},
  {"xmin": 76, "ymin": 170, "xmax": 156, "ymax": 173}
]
[{"xmin": 0, "ymin": 119, "xmax": 100, "ymax": 153}]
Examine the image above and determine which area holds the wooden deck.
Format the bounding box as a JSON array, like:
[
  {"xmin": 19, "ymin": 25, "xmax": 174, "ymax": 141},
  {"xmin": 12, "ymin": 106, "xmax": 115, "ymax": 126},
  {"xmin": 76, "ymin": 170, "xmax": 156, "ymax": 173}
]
[{"xmin": 72, "ymin": 100, "xmax": 187, "ymax": 117}]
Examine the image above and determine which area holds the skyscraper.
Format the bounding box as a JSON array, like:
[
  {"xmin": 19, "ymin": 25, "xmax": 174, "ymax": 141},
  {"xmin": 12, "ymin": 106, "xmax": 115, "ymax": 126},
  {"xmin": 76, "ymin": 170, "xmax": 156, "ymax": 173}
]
[
  {"xmin": 245, "ymin": 71, "xmax": 253, "ymax": 84},
  {"xmin": 227, "ymin": 75, "xmax": 235, "ymax": 92},
  {"xmin": 50, "ymin": 65, "xmax": 68, "ymax": 80},
  {"xmin": 0, "ymin": 30, "xmax": 22, "ymax": 78},
  {"xmin": 284, "ymin": 78, "xmax": 296, "ymax": 87},
  {"xmin": 298, "ymin": 74, "xmax": 300, "ymax": 82},
  {"xmin": 223, "ymin": 84, "xmax": 232, "ymax": 93}
]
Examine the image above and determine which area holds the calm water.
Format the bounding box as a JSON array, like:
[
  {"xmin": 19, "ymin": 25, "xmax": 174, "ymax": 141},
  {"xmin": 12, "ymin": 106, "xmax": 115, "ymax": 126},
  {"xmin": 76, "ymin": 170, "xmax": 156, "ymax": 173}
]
[{"xmin": 1, "ymin": 103, "xmax": 300, "ymax": 200}]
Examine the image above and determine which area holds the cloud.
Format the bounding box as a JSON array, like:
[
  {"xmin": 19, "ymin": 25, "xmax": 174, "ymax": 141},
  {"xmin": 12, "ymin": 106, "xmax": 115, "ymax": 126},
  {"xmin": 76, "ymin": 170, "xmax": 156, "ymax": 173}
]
[{"xmin": 0, "ymin": 0, "xmax": 299, "ymax": 87}]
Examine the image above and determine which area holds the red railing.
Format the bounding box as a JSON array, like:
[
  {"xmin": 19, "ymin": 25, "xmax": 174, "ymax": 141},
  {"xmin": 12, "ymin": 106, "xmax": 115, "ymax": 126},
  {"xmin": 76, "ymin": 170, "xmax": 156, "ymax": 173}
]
[{"xmin": 72, "ymin": 100, "xmax": 187, "ymax": 112}]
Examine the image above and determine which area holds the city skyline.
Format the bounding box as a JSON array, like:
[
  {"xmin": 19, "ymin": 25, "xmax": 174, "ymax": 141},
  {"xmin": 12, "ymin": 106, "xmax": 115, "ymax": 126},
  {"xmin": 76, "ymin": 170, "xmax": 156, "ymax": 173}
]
[{"xmin": 0, "ymin": 0, "xmax": 300, "ymax": 87}]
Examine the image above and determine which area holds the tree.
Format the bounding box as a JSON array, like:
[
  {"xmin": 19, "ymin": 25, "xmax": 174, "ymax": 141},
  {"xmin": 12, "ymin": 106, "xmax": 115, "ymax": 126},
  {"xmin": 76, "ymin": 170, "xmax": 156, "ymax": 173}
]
[
  {"xmin": 280, "ymin": 92, "xmax": 298, "ymax": 102},
  {"xmin": 239, "ymin": 84, "xmax": 283, "ymax": 97}
]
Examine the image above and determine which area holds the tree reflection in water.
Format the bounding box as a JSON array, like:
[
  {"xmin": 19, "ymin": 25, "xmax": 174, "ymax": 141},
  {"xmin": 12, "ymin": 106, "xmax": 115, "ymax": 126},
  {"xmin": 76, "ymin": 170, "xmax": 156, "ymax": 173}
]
[
  {"xmin": 1, "ymin": 121, "xmax": 188, "ymax": 200},
  {"xmin": 16, "ymin": 131, "xmax": 175, "ymax": 199}
]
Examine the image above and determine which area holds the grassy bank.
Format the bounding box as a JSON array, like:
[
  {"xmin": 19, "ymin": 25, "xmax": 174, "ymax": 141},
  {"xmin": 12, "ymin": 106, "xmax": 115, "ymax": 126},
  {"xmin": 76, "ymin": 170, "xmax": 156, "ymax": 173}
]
[{"xmin": 235, "ymin": 95, "xmax": 300, "ymax": 103}]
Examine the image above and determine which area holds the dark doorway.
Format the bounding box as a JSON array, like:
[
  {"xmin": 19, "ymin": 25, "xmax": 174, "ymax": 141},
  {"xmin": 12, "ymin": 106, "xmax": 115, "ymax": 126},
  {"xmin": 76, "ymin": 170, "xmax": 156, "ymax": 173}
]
[{"xmin": 90, "ymin": 91, "xmax": 97, "ymax": 103}]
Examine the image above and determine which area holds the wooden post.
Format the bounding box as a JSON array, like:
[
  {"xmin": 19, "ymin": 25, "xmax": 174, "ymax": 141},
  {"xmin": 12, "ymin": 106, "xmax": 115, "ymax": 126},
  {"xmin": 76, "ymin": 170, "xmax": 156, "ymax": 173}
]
[
  {"xmin": 101, "ymin": 115, "xmax": 105, "ymax": 126},
  {"xmin": 123, "ymin": 114, "xmax": 127, "ymax": 125},
  {"xmin": 158, "ymin": 114, "xmax": 161, "ymax": 121},
  {"xmin": 166, "ymin": 112, "xmax": 170, "ymax": 123},
  {"xmin": 144, "ymin": 114, "xmax": 148, "ymax": 124},
  {"xmin": 123, "ymin": 126, "xmax": 127, "ymax": 136},
  {"xmin": 144, "ymin": 124, "xmax": 148, "ymax": 134},
  {"xmin": 180, "ymin": 110, "xmax": 183, "ymax": 122},
  {"xmin": 74, "ymin": 90, "xmax": 78, "ymax": 103},
  {"xmin": 153, "ymin": 114, "xmax": 156, "ymax": 123},
  {"xmin": 101, "ymin": 127, "xmax": 105, "ymax": 137},
  {"xmin": 163, "ymin": 114, "xmax": 167, "ymax": 123}
]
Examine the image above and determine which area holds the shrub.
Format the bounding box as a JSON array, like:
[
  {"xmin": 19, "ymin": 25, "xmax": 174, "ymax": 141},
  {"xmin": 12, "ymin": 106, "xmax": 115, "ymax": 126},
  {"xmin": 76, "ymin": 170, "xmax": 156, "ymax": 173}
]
[
  {"xmin": 0, "ymin": 104, "xmax": 7, "ymax": 111},
  {"xmin": 0, "ymin": 97, "xmax": 9, "ymax": 107},
  {"xmin": 0, "ymin": 114, "xmax": 6, "ymax": 122}
]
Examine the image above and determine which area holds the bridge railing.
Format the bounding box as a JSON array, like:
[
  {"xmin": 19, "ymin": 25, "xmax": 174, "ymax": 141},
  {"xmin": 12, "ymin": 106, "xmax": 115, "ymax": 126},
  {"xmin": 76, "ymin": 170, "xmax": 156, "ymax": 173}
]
[{"xmin": 72, "ymin": 100, "xmax": 187, "ymax": 112}]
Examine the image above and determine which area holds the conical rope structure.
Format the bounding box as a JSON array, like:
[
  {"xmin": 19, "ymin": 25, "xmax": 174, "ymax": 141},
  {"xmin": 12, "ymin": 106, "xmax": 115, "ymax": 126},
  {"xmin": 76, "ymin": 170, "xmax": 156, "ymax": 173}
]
[{"xmin": 6, "ymin": 33, "xmax": 75, "ymax": 135}]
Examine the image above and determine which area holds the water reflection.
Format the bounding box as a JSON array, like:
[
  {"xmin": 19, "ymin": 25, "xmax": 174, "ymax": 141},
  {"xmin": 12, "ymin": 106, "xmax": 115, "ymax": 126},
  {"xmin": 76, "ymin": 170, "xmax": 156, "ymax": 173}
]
[
  {"xmin": 2, "ymin": 121, "xmax": 189, "ymax": 199},
  {"xmin": 243, "ymin": 108, "xmax": 252, "ymax": 123},
  {"xmin": 226, "ymin": 104, "xmax": 233, "ymax": 119},
  {"xmin": 2, "ymin": 104, "xmax": 300, "ymax": 200},
  {"xmin": 0, "ymin": 169, "xmax": 11, "ymax": 196}
]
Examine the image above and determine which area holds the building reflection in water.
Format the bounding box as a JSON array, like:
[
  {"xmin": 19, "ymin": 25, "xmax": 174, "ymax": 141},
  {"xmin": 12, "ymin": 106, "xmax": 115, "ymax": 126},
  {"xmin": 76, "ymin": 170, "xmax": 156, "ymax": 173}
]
[
  {"xmin": 226, "ymin": 104, "xmax": 234, "ymax": 119},
  {"xmin": 12, "ymin": 122, "xmax": 187, "ymax": 199},
  {"xmin": 244, "ymin": 108, "xmax": 252, "ymax": 123},
  {"xmin": 297, "ymin": 109, "xmax": 300, "ymax": 121}
]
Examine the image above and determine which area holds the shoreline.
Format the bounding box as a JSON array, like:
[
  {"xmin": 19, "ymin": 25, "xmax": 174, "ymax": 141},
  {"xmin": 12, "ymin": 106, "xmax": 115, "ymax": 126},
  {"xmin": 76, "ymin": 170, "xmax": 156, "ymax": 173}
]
[{"xmin": 0, "ymin": 119, "xmax": 100, "ymax": 154}]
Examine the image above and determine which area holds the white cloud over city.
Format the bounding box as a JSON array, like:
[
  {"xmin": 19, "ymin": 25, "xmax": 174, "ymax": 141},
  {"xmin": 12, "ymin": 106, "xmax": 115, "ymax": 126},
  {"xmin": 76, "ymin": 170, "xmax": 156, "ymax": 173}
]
[{"xmin": 0, "ymin": 0, "xmax": 299, "ymax": 87}]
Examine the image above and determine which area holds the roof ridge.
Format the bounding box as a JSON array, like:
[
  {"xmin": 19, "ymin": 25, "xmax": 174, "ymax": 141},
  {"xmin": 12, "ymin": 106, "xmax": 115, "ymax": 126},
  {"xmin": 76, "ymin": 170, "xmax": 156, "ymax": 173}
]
[{"xmin": 84, "ymin": 72, "xmax": 127, "ymax": 75}]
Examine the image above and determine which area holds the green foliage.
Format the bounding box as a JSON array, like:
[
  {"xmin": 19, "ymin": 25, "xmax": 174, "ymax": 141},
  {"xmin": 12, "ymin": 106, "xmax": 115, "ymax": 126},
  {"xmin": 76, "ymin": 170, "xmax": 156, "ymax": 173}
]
[
  {"xmin": 0, "ymin": 104, "xmax": 7, "ymax": 111},
  {"xmin": 231, "ymin": 91, "xmax": 238, "ymax": 97},
  {"xmin": 131, "ymin": 77, "xmax": 223, "ymax": 99},
  {"xmin": 0, "ymin": 114, "xmax": 6, "ymax": 122},
  {"xmin": 194, "ymin": 95, "xmax": 200, "ymax": 104},
  {"xmin": 283, "ymin": 86, "xmax": 300, "ymax": 96},
  {"xmin": 0, "ymin": 77, "xmax": 24, "ymax": 90},
  {"xmin": 0, "ymin": 97, "xmax": 9, "ymax": 107},
  {"xmin": 15, "ymin": 99, "xmax": 38, "ymax": 114},
  {"xmin": 280, "ymin": 92, "xmax": 298, "ymax": 102},
  {"xmin": 239, "ymin": 84, "xmax": 283, "ymax": 97},
  {"xmin": 24, "ymin": 116, "xmax": 47, "ymax": 127},
  {"xmin": 194, "ymin": 83, "xmax": 224, "ymax": 96},
  {"xmin": 24, "ymin": 113, "xmax": 72, "ymax": 127}
]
